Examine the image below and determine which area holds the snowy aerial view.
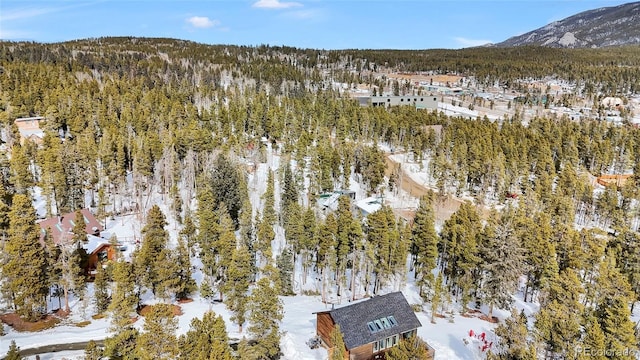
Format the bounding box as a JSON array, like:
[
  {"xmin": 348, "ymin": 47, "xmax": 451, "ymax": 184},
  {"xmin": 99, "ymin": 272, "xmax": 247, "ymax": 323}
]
[{"xmin": 2, "ymin": 1, "xmax": 640, "ymax": 360}]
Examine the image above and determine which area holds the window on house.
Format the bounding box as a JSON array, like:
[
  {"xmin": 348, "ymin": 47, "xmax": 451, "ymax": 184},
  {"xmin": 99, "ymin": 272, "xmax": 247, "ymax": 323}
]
[
  {"xmin": 368, "ymin": 322, "xmax": 377, "ymax": 333},
  {"xmin": 392, "ymin": 335, "xmax": 398, "ymax": 347},
  {"xmin": 373, "ymin": 341, "xmax": 379, "ymax": 352},
  {"xmin": 380, "ymin": 317, "xmax": 390, "ymax": 329},
  {"xmin": 378, "ymin": 340, "xmax": 385, "ymax": 350},
  {"xmin": 98, "ymin": 250, "xmax": 108, "ymax": 262},
  {"xmin": 374, "ymin": 320, "xmax": 383, "ymax": 331},
  {"xmin": 388, "ymin": 316, "xmax": 398, "ymax": 326}
]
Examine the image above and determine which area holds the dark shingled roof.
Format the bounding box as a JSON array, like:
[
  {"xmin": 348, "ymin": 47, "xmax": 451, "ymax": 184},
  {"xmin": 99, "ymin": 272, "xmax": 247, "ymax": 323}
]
[{"xmin": 324, "ymin": 292, "xmax": 422, "ymax": 350}]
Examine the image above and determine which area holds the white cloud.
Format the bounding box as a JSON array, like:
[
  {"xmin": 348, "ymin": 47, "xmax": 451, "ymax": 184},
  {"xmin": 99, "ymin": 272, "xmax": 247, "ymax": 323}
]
[
  {"xmin": 0, "ymin": 7, "xmax": 53, "ymax": 22},
  {"xmin": 453, "ymin": 37, "xmax": 493, "ymax": 48},
  {"xmin": 186, "ymin": 16, "xmax": 220, "ymax": 29},
  {"xmin": 252, "ymin": 0, "xmax": 303, "ymax": 9},
  {"xmin": 0, "ymin": 28, "xmax": 34, "ymax": 40}
]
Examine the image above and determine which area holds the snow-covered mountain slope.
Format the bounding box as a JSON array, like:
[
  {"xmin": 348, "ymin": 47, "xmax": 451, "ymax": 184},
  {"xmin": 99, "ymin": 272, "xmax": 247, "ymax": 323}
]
[{"xmin": 496, "ymin": 1, "xmax": 640, "ymax": 48}]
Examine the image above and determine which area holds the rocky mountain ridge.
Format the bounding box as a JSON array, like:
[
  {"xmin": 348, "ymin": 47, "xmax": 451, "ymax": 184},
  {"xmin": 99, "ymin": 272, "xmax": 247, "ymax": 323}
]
[{"xmin": 496, "ymin": 1, "xmax": 640, "ymax": 48}]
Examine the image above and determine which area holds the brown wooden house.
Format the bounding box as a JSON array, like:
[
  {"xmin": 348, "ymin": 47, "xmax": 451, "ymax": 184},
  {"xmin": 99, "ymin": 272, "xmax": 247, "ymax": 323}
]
[
  {"xmin": 38, "ymin": 209, "xmax": 116, "ymax": 274},
  {"xmin": 38, "ymin": 208, "xmax": 104, "ymax": 246},
  {"xmin": 315, "ymin": 292, "xmax": 425, "ymax": 360},
  {"xmin": 84, "ymin": 234, "xmax": 119, "ymax": 275}
]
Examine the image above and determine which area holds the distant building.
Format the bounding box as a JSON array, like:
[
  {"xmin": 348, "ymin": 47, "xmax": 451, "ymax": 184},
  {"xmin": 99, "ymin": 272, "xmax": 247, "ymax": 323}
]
[
  {"xmin": 14, "ymin": 116, "xmax": 45, "ymax": 145},
  {"xmin": 601, "ymin": 96, "xmax": 622, "ymax": 108},
  {"xmin": 318, "ymin": 190, "xmax": 357, "ymax": 211},
  {"xmin": 596, "ymin": 174, "xmax": 633, "ymax": 188},
  {"xmin": 357, "ymin": 95, "xmax": 438, "ymax": 110},
  {"xmin": 314, "ymin": 292, "xmax": 431, "ymax": 360},
  {"xmin": 355, "ymin": 196, "xmax": 383, "ymax": 217}
]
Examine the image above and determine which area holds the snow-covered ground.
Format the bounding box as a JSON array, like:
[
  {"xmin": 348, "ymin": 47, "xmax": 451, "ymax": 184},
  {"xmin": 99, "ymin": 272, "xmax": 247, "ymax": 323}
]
[{"xmin": 3, "ymin": 142, "xmax": 640, "ymax": 360}]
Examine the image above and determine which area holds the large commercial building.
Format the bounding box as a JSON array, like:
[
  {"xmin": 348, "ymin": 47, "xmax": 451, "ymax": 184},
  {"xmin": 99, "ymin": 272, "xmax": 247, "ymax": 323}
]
[{"xmin": 357, "ymin": 95, "xmax": 438, "ymax": 110}]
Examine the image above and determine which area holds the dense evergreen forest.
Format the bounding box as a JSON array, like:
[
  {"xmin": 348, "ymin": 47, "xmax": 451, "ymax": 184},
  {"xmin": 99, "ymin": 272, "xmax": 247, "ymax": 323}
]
[{"xmin": 0, "ymin": 38, "xmax": 639, "ymax": 359}]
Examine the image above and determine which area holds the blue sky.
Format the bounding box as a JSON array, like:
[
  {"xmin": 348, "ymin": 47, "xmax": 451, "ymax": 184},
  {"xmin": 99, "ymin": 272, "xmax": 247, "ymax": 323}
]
[{"xmin": 0, "ymin": 0, "xmax": 632, "ymax": 49}]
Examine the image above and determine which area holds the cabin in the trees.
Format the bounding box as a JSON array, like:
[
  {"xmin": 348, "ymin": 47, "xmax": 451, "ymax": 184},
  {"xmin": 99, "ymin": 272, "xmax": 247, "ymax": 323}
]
[
  {"xmin": 38, "ymin": 209, "xmax": 116, "ymax": 274},
  {"xmin": 84, "ymin": 234, "xmax": 120, "ymax": 275},
  {"xmin": 14, "ymin": 116, "xmax": 45, "ymax": 145},
  {"xmin": 315, "ymin": 292, "xmax": 429, "ymax": 360},
  {"xmin": 38, "ymin": 208, "xmax": 104, "ymax": 245}
]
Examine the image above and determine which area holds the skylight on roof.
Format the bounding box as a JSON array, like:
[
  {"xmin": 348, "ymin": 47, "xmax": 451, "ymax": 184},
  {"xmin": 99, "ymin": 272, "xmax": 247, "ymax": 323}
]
[
  {"xmin": 380, "ymin": 317, "xmax": 391, "ymax": 329},
  {"xmin": 367, "ymin": 322, "xmax": 377, "ymax": 332},
  {"xmin": 368, "ymin": 316, "xmax": 399, "ymax": 334}
]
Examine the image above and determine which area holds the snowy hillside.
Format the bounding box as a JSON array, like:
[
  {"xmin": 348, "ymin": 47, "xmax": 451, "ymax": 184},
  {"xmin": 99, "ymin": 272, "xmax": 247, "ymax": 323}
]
[{"xmin": 497, "ymin": 1, "xmax": 640, "ymax": 48}]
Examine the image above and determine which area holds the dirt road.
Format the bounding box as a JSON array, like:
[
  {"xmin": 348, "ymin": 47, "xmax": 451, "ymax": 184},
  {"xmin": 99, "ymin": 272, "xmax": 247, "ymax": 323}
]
[{"xmin": 384, "ymin": 155, "xmax": 464, "ymax": 226}]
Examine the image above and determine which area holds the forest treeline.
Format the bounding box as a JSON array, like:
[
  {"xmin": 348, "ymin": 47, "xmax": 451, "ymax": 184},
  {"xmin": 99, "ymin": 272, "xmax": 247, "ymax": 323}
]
[{"xmin": 0, "ymin": 38, "xmax": 639, "ymax": 359}]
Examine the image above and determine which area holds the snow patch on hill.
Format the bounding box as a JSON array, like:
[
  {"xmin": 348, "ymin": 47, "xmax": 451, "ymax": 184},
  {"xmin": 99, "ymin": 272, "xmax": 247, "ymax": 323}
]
[{"xmin": 558, "ymin": 32, "xmax": 578, "ymax": 47}]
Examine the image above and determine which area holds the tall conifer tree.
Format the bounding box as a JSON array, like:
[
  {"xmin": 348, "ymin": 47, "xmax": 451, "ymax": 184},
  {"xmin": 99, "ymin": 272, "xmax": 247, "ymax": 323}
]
[{"xmin": 3, "ymin": 193, "xmax": 48, "ymax": 321}]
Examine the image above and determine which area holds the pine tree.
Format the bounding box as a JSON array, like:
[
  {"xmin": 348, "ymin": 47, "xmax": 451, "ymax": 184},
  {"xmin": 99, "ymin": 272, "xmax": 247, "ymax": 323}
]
[
  {"xmin": 596, "ymin": 296, "xmax": 637, "ymax": 359},
  {"xmin": 430, "ymin": 272, "xmax": 445, "ymax": 323},
  {"xmin": 256, "ymin": 210, "xmax": 275, "ymax": 268},
  {"xmin": 84, "ymin": 339, "xmax": 103, "ymax": 360},
  {"xmin": 280, "ymin": 163, "xmax": 298, "ymax": 222},
  {"xmin": 222, "ymin": 244, "xmax": 252, "ymax": 332},
  {"xmin": 104, "ymin": 327, "xmax": 139, "ymax": 360},
  {"xmin": 276, "ymin": 246, "xmax": 295, "ymax": 295},
  {"xmin": 335, "ymin": 196, "xmax": 353, "ymax": 281},
  {"xmin": 152, "ymin": 247, "xmax": 182, "ymax": 302},
  {"xmin": 365, "ymin": 207, "xmax": 391, "ymax": 294},
  {"xmin": 579, "ymin": 317, "xmax": 606, "ymax": 360},
  {"xmin": 0, "ymin": 172, "xmax": 11, "ymax": 240},
  {"xmin": 318, "ymin": 213, "xmax": 337, "ymax": 303},
  {"xmin": 411, "ymin": 193, "xmax": 440, "ymax": 299},
  {"xmin": 478, "ymin": 210, "xmax": 525, "ymax": 319},
  {"xmin": 384, "ymin": 335, "xmax": 431, "ymax": 360},
  {"xmin": 246, "ymin": 277, "xmax": 284, "ymax": 359},
  {"xmin": 57, "ymin": 214, "xmax": 87, "ymax": 313},
  {"xmin": 440, "ymin": 202, "xmax": 481, "ymax": 311},
  {"xmin": 37, "ymin": 132, "xmax": 66, "ymax": 216},
  {"xmin": 3, "ymin": 193, "xmax": 48, "ymax": 321},
  {"xmin": 135, "ymin": 205, "xmax": 170, "ymax": 297},
  {"xmin": 214, "ymin": 204, "xmax": 238, "ymax": 301},
  {"xmin": 209, "ymin": 154, "xmax": 244, "ymax": 226},
  {"xmin": 136, "ymin": 303, "xmax": 179, "ymax": 360},
  {"xmin": 197, "ymin": 185, "xmax": 221, "ymax": 292},
  {"xmin": 9, "ymin": 143, "xmax": 34, "ymax": 194},
  {"xmin": 178, "ymin": 311, "xmax": 233, "ymax": 360},
  {"xmin": 5, "ymin": 340, "xmax": 21, "ymax": 360},
  {"xmin": 330, "ymin": 324, "xmax": 346, "ymax": 360},
  {"xmin": 108, "ymin": 260, "xmax": 138, "ymax": 330},
  {"xmin": 262, "ymin": 170, "xmax": 277, "ymax": 226},
  {"xmin": 174, "ymin": 237, "xmax": 196, "ymax": 300},
  {"xmin": 94, "ymin": 261, "xmax": 110, "ymax": 314},
  {"xmin": 535, "ymin": 269, "xmax": 583, "ymax": 357},
  {"xmin": 493, "ymin": 308, "xmax": 535, "ymax": 359},
  {"xmin": 180, "ymin": 214, "xmax": 197, "ymax": 256}
]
